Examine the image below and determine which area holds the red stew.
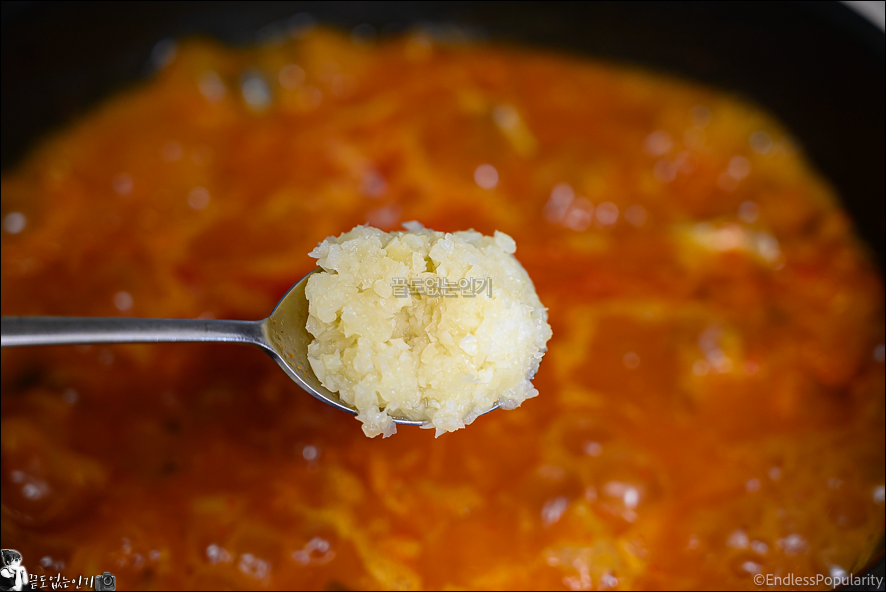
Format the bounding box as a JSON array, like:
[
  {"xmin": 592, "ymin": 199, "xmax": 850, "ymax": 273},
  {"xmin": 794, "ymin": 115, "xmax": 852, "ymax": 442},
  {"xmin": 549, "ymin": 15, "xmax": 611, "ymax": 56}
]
[{"xmin": 1, "ymin": 29, "xmax": 884, "ymax": 590}]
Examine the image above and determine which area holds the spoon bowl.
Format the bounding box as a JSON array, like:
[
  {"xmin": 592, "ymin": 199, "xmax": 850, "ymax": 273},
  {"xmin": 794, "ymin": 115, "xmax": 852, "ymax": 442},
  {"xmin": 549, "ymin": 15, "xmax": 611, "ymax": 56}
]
[
  {"xmin": 262, "ymin": 268, "xmax": 372, "ymax": 420},
  {"xmin": 262, "ymin": 268, "xmax": 428, "ymax": 425},
  {"xmin": 0, "ymin": 268, "xmax": 500, "ymax": 426}
]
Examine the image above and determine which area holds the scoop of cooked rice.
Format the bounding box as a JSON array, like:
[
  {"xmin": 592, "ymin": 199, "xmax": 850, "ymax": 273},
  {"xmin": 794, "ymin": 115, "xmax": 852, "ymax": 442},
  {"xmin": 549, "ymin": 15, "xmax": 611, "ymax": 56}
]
[{"xmin": 304, "ymin": 223, "xmax": 552, "ymax": 437}]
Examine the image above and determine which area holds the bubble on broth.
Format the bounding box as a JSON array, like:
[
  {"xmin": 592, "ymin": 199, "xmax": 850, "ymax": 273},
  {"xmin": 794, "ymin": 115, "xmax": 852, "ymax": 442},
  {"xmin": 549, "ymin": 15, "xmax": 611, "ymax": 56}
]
[
  {"xmin": 3, "ymin": 212, "xmax": 26, "ymax": 234},
  {"xmin": 474, "ymin": 164, "xmax": 499, "ymax": 189}
]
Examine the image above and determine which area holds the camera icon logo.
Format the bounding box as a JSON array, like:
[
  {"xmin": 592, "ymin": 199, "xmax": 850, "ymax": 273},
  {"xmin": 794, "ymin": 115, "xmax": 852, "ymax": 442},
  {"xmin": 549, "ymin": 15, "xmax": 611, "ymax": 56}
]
[{"xmin": 94, "ymin": 571, "xmax": 116, "ymax": 591}]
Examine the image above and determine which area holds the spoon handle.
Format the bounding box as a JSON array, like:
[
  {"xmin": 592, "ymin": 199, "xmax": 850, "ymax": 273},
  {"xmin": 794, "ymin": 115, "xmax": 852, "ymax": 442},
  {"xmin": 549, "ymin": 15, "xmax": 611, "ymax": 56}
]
[{"xmin": 0, "ymin": 316, "xmax": 269, "ymax": 349}]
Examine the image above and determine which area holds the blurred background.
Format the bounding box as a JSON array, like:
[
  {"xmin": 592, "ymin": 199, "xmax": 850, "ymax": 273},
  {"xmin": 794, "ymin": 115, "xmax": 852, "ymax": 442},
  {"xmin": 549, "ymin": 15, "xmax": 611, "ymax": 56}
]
[{"xmin": 2, "ymin": 1, "xmax": 884, "ymax": 263}]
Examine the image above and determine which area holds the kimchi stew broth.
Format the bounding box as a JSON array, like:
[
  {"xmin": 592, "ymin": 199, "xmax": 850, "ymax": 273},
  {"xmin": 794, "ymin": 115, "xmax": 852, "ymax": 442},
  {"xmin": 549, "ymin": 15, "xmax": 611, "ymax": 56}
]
[{"xmin": 1, "ymin": 29, "xmax": 884, "ymax": 590}]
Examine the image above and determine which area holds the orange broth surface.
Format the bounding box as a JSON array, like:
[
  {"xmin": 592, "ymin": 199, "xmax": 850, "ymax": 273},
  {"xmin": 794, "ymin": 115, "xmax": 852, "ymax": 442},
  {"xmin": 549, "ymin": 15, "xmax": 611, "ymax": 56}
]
[{"xmin": 1, "ymin": 29, "xmax": 884, "ymax": 591}]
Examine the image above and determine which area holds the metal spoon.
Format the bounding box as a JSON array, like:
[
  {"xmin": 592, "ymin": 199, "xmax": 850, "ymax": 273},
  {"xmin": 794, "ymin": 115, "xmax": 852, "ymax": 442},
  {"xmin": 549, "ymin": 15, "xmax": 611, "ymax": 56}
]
[{"xmin": 0, "ymin": 268, "xmax": 500, "ymax": 425}]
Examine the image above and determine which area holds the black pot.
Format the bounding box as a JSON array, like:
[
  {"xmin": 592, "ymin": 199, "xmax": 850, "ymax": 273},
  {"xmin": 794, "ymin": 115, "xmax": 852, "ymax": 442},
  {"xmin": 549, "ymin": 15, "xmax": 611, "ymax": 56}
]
[{"xmin": 2, "ymin": 1, "xmax": 883, "ymax": 589}]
